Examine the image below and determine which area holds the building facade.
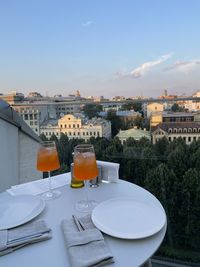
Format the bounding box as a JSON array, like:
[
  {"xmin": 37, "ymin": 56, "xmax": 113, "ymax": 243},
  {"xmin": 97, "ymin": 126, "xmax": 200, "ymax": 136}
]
[
  {"xmin": 40, "ymin": 114, "xmax": 111, "ymax": 141},
  {"xmin": 150, "ymin": 111, "xmax": 200, "ymax": 129},
  {"xmin": 151, "ymin": 122, "xmax": 200, "ymax": 144}
]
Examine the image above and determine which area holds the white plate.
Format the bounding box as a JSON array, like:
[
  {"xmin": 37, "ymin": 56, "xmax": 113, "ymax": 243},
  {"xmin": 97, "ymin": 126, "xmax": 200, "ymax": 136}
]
[
  {"xmin": 92, "ymin": 197, "xmax": 166, "ymax": 239},
  {"xmin": 0, "ymin": 195, "xmax": 45, "ymax": 230}
]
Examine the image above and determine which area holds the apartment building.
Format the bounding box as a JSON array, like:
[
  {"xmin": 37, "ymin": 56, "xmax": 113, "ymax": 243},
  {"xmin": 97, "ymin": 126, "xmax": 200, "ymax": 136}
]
[
  {"xmin": 40, "ymin": 114, "xmax": 111, "ymax": 141},
  {"xmin": 150, "ymin": 111, "xmax": 200, "ymax": 129},
  {"xmin": 152, "ymin": 122, "xmax": 200, "ymax": 144}
]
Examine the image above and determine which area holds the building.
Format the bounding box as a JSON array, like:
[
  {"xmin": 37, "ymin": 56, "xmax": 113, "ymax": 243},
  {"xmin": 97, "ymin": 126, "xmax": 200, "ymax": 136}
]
[
  {"xmin": 151, "ymin": 122, "xmax": 200, "ymax": 144},
  {"xmin": 116, "ymin": 127, "xmax": 151, "ymax": 144},
  {"xmin": 0, "ymin": 91, "xmax": 24, "ymax": 104},
  {"xmin": 40, "ymin": 114, "xmax": 111, "ymax": 141},
  {"xmin": 150, "ymin": 111, "xmax": 200, "ymax": 129},
  {"xmin": 146, "ymin": 103, "xmax": 164, "ymax": 118},
  {"xmin": 177, "ymin": 91, "xmax": 200, "ymax": 111},
  {"xmin": 0, "ymin": 99, "xmax": 42, "ymax": 192}
]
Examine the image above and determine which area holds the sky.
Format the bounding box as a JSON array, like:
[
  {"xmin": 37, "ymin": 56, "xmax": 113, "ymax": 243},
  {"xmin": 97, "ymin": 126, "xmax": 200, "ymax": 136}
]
[{"xmin": 0, "ymin": 0, "xmax": 200, "ymax": 98}]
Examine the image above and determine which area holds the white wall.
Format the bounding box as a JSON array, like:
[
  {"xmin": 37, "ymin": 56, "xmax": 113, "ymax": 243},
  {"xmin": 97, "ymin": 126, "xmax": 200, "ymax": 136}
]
[
  {"xmin": 19, "ymin": 132, "xmax": 42, "ymax": 184},
  {"xmin": 0, "ymin": 118, "xmax": 42, "ymax": 192},
  {"xmin": 0, "ymin": 119, "xmax": 19, "ymax": 192}
]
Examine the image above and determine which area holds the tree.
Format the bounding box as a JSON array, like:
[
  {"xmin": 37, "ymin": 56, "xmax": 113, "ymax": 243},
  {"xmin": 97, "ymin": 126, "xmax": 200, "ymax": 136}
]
[
  {"xmin": 106, "ymin": 109, "xmax": 122, "ymax": 137},
  {"xmin": 179, "ymin": 169, "xmax": 200, "ymax": 249},
  {"xmin": 134, "ymin": 115, "xmax": 143, "ymax": 128},
  {"xmin": 82, "ymin": 104, "xmax": 102, "ymax": 119},
  {"xmin": 145, "ymin": 163, "xmax": 178, "ymax": 248},
  {"xmin": 171, "ymin": 103, "xmax": 184, "ymax": 112},
  {"xmin": 120, "ymin": 102, "xmax": 142, "ymax": 113},
  {"xmin": 39, "ymin": 133, "xmax": 48, "ymax": 141}
]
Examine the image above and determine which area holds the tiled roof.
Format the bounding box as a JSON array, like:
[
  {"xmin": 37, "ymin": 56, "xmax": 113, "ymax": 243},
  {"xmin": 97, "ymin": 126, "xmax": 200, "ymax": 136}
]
[{"xmin": 152, "ymin": 122, "xmax": 200, "ymax": 133}]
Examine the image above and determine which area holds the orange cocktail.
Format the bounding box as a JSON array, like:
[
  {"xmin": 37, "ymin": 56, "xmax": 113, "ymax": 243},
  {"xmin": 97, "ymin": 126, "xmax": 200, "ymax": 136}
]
[
  {"xmin": 37, "ymin": 146, "xmax": 60, "ymax": 172},
  {"xmin": 73, "ymin": 152, "xmax": 98, "ymax": 181}
]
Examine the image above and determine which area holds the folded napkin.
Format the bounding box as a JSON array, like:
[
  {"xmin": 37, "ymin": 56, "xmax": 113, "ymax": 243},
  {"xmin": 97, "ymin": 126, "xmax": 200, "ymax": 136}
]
[
  {"xmin": 96, "ymin": 161, "xmax": 119, "ymax": 183},
  {"xmin": 0, "ymin": 220, "xmax": 52, "ymax": 256},
  {"xmin": 61, "ymin": 214, "xmax": 114, "ymax": 267},
  {"xmin": 7, "ymin": 173, "xmax": 71, "ymax": 196}
]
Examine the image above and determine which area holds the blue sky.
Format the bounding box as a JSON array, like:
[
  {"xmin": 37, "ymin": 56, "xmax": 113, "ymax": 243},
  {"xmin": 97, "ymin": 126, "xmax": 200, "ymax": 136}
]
[{"xmin": 0, "ymin": 0, "xmax": 200, "ymax": 98}]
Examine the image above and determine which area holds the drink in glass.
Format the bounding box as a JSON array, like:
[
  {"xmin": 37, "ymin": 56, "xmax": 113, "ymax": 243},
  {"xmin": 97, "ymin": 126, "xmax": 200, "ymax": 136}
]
[
  {"xmin": 37, "ymin": 141, "xmax": 61, "ymax": 200},
  {"xmin": 73, "ymin": 144, "xmax": 98, "ymax": 212}
]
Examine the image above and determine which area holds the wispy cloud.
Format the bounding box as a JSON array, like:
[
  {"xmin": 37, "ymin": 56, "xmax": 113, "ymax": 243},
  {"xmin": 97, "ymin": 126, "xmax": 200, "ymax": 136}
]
[
  {"xmin": 117, "ymin": 52, "xmax": 173, "ymax": 79},
  {"xmin": 82, "ymin": 21, "xmax": 93, "ymax": 27},
  {"xmin": 164, "ymin": 59, "xmax": 200, "ymax": 73}
]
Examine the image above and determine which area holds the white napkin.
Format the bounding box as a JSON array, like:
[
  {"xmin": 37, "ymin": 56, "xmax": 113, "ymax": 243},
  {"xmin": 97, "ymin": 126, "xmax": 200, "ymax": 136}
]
[
  {"xmin": 61, "ymin": 215, "xmax": 114, "ymax": 267},
  {"xmin": 7, "ymin": 173, "xmax": 71, "ymax": 196},
  {"xmin": 96, "ymin": 161, "xmax": 119, "ymax": 183},
  {"xmin": 0, "ymin": 220, "xmax": 52, "ymax": 256}
]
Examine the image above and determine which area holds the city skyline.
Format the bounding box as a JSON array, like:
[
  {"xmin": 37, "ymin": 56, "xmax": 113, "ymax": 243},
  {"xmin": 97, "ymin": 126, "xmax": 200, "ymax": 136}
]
[{"xmin": 1, "ymin": 0, "xmax": 200, "ymax": 98}]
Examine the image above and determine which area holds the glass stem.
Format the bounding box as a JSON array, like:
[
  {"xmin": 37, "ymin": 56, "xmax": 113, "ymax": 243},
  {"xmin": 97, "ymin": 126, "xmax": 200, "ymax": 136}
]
[
  {"xmin": 85, "ymin": 180, "xmax": 89, "ymax": 207},
  {"xmin": 48, "ymin": 171, "xmax": 52, "ymax": 194}
]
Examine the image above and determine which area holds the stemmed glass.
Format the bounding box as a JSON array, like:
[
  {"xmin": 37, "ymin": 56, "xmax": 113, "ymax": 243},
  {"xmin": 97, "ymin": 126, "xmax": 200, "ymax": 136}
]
[
  {"xmin": 37, "ymin": 141, "xmax": 61, "ymax": 200},
  {"xmin": 73, "ymin": 144, "xmax": 98, "ymax": 212}
]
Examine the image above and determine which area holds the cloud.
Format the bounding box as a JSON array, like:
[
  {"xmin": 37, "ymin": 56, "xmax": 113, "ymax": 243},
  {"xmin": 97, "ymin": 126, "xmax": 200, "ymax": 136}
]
[
  {"xmin": 164, "ymin": 60, "xmax": 200, "ymax": 73},
  {"xmin": 82, "ymin": 21, "xmax": 93, "ymax": 27},
  {"xmin": 117, "ymin": 52, "xmax": 173, "ymax": 79}
]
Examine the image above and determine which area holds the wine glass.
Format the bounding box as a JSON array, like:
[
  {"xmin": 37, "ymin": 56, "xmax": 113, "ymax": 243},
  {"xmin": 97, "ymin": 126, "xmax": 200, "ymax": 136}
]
[
  {"xmin": 37, "ymin": 141, "xmax": 61, "ymax": 200},
  {"xmin": 73, "ymin": 144, "xmax": 98, "ymax": 212}
]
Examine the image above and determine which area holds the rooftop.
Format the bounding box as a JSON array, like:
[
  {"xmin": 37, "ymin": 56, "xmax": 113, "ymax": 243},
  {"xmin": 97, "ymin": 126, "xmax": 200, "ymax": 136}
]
[{"xmin": 117, "ymin": 128, "xmax": 151, "ymax": 140}]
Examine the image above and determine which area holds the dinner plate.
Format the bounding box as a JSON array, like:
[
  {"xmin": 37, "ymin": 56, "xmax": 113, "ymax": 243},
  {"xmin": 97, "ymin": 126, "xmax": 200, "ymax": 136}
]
[
  {"xmin": 0, "ymin": 195, "xmax": 45, "ymax": 230},
  {"xmin": 92, "ymin": 197, "xmax": 166, "ymax": 239}
]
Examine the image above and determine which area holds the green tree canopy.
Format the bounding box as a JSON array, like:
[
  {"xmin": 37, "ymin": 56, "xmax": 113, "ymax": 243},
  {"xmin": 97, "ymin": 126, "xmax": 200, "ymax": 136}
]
[{"xmin": 82, "ymin": 104, "xmax": 103, "ymax": 119}]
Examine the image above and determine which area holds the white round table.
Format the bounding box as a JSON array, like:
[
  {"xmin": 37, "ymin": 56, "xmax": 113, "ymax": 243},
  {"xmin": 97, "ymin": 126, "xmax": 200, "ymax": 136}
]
[{"xmin": 0, "ymin": 177, "xmax": 167, "ymax": 267}]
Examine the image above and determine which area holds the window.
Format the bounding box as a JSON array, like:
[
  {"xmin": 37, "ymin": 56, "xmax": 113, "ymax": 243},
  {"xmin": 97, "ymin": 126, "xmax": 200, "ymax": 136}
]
[
  {"xmin": 65, "ymin": 124, "xmax": 67, "ymax": 128},
  {"xmin": 78, "ymin": 132, "xmax": 80, "ymax": 135},
  {"xmin": 169, "ymin": 137, "xmax": 171, "ymax": 141},
  {"xmin": 193, "ymin": 128, "xmax": 197, "ymax": 132},
  {"xmin": 34, "ymin": 114, "xmax": 37, "ymax": 119},
  {"xmin": 34, "ymin": 121, "xmax": 37, "ymax": 125},
  {"xmin": 173, "ymin": 128, "xmax": 177, "ymax": 133},
  {"xmin": 193, "ymin": 136, "xmax": 196, "ymax": 141},
  {"xmin": 77, "ymin": 124, "xmax": 79, "ymax": 128},
  {"xmin": 183, "ymin": 137, "xmax": 186, "ymax": 141},
  {"xmin": 86, "ymin": 132, "xmax": 89, "ymax": 135},
  {"xmin": 188, "ymin": 128, "xmax": 192, "ymax": 133},
  {"xmin": 73, "ymin": 124, "xmax": 75, "ymax": 128},
  {"xmin": 188, "ymin": 136, "xmax": 191, "ymax": 142},
  {"xmin": 83, "ymin": 132, "xmax": 85, "ymax": 136},
  {"xmin": 94, "ymin": 132, "xmax": 96, "ymax": 135},
  {"xmin": 35, "ymin": 128, "xmax": 38, "ymax": 132},
  {"xmin": 73, "ymin": 132, "xmax": 76, "ymax": 136},
  {"xmin": 61, "ymin": 124, "xmax": 63, "ymax": 128},
  {"xmin": 30, "ymin": 114, "xmax": 33, "ymax": 120},
  {"xmin": 90, "ymin": 132, "xmax": 92, "ymax": 136},
  {"xmin": 178, "ymin": 128, "xmax": 182, "ymax": 133},
  {"xmin": 169, "ymin": 128, "xmax": 172, "ymax": 133},
  {"xmin": 69, "ymin": 132, "xmax": 71, "ymax": 136},
  {"xmin": 69, "ymin": 124, "xmax": 71, "ymax": 128},
  {"xmin": 30, "ymin": 121, "xmax": 33, "ymax": 125}
]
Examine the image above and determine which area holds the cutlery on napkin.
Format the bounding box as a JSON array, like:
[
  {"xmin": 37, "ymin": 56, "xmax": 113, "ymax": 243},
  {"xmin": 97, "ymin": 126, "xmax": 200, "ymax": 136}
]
[
  {"xmin": 61, "ymin": 214, "xmax": 114, "ymax": 267},
  {"xmin": 0, "ymin": 220, "xmax": 52, "ymax": 256}
]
